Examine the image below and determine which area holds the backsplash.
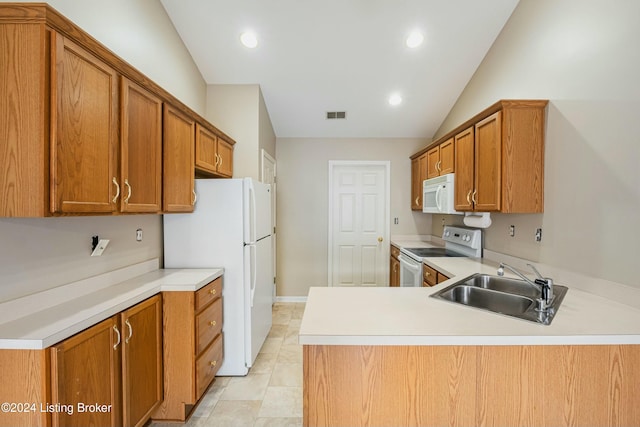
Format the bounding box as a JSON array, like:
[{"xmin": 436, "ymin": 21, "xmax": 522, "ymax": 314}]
[{"xmin": 0, "ymin": 215, "xmax": 162, "ymax": 303}]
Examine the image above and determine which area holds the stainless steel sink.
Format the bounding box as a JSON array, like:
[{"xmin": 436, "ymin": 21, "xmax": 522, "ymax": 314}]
[{"xmin": 430, "ymin": 273, "xmax": 568, "ymax": 325}]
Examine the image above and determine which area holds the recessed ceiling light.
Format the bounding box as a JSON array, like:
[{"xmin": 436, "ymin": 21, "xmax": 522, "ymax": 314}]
[
  {"xmin": 240, "ymin": 31, "xmax": 258, "ymax": 48},
  {"xmin": 389, "ymin": 93, "xmax": 402, "ymax": 106},
  {"xmin": 406, "ymin": 30, "xmax": 424, "ymax": 48}
]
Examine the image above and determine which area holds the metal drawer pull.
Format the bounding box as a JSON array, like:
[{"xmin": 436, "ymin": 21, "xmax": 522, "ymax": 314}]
[
  {"xmin": 210, "ymin": 360, "xmax": 217, "ymax": 367},
  {"xmin": 125, "ymin": 319, "xmax": 133, "ymax": 344},
  {"xmin": 113, "ymin": 325, "xmax": 120, "ymax": 350},
  {"xmin": 471, "ymin": 189, "xmax": 477, "ymax": 204},
  {"xmin": 209, "ymin": 289, "xmax": 216, "ymax": 295},
  {"xmin": 112, "ymin": 177, "xmax": 120, "ymax": 203},
  {"xmin": 124, "ymin": 179, "xmax": 132, "ymax": 204},
  {"xmin": 209, "ymin": 320, "xmax": 217, "ymax": 326},
  {"xmin": 192, "ymin": 189, "xmax": 198, "ymax": 206}
]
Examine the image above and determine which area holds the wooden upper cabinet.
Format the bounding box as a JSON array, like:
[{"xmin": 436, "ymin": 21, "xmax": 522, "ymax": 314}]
[
  {"xmin": 120, "ymin": 78, "xmax": 162, "ymax": 213},
  {"xmin": 50, "ymin": 316, "xmax": 123, "ymax": 427},
  {"xmin": 411, "ymin": 154, "xmax": 427, "ymax": 211},
  {"xmin": 121, "ymin": 295, "xmax": 163, "ymax": 427},
  {"xmin": 426, "ymin": 138, "xmax": 455, "ymax": 179},
  {"xmin": 426, "ymin": 146, "xmax": 440, "ymax": 179},
  {"xmin": 163, "ymin": 104, "xmax": 195, "ymax": 213},
  {"xmin": 51, "ymin": 34, "xmax": 118, "ymax": 214},
  {"xmin": 454, "ymin": 127, "xmax": 474, "ymax": 211},
  {"xmin": 216, "ymin": 138, "xmax": 234, "ymax": 178},
  {"xmin": 474, "ymin": 112, "xmax": 502, "ymax": 211},
  {"xmin": 439, "ymin": 138, "xmax": 455, "ymax": 174},
  {"xmin": 195, "ymin": 124, "xmax": 234, "ymax": 178}
]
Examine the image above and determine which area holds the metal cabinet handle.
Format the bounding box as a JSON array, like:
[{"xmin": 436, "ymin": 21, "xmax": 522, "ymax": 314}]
[
  {"xmin": 219, "ymin": 153, "xmax": 223, "ymax": 168},
  {"xmin": 471, "ymin": 189, "xmax": 477, "ymax": 204},
  {"xmin": 113, "ymin": 325, "xmax": 121, "ymax": 350},
  {"xmin": 125, "ymin": 319, "xmax": 132, "ymax": 344},
  {"xmin": 209, "ymin": 288, "xmax": 216, "ymax": 295},
  {"xmin": 415, "ymin": 196, "xmax": 420, "ymax": 207},
  {"xmin": 112, "ymin": 177, "xmax": 120, "ymax": 203},
  {"xmin": 124, "ymin": 179, "xmax": 132, "ymax": 204},
  {"xmin": 210, "ymin": 360, "xmax": 217, "ymax": 367},
  {"xmin": 192, "ymin": 189, "xmax": 197, "ymax": 206},
  {"xmin": 466, "ymin": 190, "xmax": 472, "ymax": 204},
  {"xmin": 436, "ymin": 160, "xmax": 441, "ymax": 172},
  {"xmin": 214, "ymin": 153, "xmax": 220, "ymax": 167}
]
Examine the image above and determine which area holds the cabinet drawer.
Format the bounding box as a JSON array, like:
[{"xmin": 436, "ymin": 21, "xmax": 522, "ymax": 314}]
[
  {"xmin": 391, "ymin": 245, "xmax": 400, "ymax": 259},
  {"xmin": 423, "ymin": 264, "xmax": 437, "ymax": 286},
  {"xmin": 437, "ymin": 272, "xmax": 450, "ymax": 283},
  {"xmin": 195, "ymin": 297, "xmax": 223, "ymax": 355},
  {"xmin": 195, "ymin": 277, "xmax": 222, "ymax": 312},
  {"xmin": 195, "ymin": 333, "xmax": 223, "ymax": 400}
]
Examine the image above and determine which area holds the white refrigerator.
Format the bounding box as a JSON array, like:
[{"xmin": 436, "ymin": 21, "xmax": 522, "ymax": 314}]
[{"xmin": 163, "ymin": 178, "xmax": 273, "ymax": 376}]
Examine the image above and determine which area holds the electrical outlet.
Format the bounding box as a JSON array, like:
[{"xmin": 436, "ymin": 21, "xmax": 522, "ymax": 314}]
[
  {"xmin": 393, "ymin": 217, "xmax": 399, "ymax": 225},
  {"xmin": 509, "ymin": 225, "xmax": 515, "ymax": 237},
  {"xmin": 535, "ymin": 228, "xmax": 543, "ymax": 242},
  {"xmin": 136, "ymin": 228, "xmax": 143, "ymax": 242}
]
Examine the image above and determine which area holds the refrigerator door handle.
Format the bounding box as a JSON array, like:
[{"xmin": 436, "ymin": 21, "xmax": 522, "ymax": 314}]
[
  {"xmin": 249, "ymin": 244, "xmax": 257, "ymax": 307},
  {"xmin": 248, "ymin": 180, "xmax": 257, "ymax": 243}
]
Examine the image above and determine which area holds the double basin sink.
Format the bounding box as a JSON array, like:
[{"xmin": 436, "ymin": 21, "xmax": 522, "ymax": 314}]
[{"xmin": 430, "ymin": 273, "xmax": 568, "ymax": 325}]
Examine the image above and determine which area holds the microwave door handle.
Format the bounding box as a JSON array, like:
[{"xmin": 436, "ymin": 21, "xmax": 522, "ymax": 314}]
[{"xmin": 435, "ymin": 185, "xmax": 443, "ymax": 212}]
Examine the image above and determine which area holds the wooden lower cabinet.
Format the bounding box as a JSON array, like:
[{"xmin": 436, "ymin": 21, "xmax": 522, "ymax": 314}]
[
  {"xmin": 0, "ymin": 296, "xmax": 162, "ymax": 427},
  {"xmin": 303, "ymin": 344, "xmax": 640, "ymax": 427},
  {"xmin": 422, "ymin": 264, "xmax": 449, "ymax": 287},
  {"xmin": 389, "ymin": 245, "xmax": 400, "ymax": 287},
  {"xmin": 153, "ymin": 277, "xmax": 224, "ymax": 422}
]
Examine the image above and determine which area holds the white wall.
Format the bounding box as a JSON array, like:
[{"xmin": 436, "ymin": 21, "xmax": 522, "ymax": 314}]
[
  {"xmin": 276, "ymin": 138, "xmax": 431, "ymax": 297},
  {"xmin": 0, "ymin": 0, "xmax": 208, "ymax": 302},
  {"xmin": 206, "ymin": 84, "xmax": 276, "ymax": 180},
  {"xmin": 434, "ymin": 0, "xmax": 640, "ymax": 287}
]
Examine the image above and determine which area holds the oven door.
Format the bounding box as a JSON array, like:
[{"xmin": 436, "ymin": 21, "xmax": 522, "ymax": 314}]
[{"xmin": 398, "ymin": 254, "xmax": 422, "ymax": 287}]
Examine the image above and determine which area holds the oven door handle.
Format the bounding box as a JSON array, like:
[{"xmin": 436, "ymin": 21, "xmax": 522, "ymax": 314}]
[{"xmin": 398, "ymin": 254, "xmax": 421, "ymax": 272}]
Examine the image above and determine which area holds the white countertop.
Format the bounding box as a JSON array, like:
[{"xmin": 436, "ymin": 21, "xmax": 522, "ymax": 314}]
[
  {"xmin": 0, "ymin": 261, "xmax": 223, "ymax": 350},
  {"xmin": 300, "ymin": 248, "xmax": 640, "ymax": 346}
]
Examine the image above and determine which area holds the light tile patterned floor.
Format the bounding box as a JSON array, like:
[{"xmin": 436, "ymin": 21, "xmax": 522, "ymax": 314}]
[{"xmin": 151, "ymin": 302, "xmax": 304, "ymax": 427}]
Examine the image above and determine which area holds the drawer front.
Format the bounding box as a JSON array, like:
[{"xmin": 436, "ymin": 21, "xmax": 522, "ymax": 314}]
[
  {"xmin": 390, "ymin": 245, "xmax": 400, "ymax": 259},
  {"xmin": 423, "ymin": 264, "xmax": 437, "ymax": 286},
  {"xmin": 437, "ymin": 272, "xmax": 450, "ymax": 283},
  {"xmin": 195, "ymin": 334, "xmax": 223, "ymax": 400},
  {"xmin": 195, "ymin": 297, "xmax": 223, "ymax": 355},
  {"xmin": 195, "ymin": 277, "xmax": 222, "ymax": 312}
]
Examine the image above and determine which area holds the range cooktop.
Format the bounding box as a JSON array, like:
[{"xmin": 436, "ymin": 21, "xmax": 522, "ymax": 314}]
[{"xmin": 403, "ymin": 247, "xmax": 467, "ymax": 258}]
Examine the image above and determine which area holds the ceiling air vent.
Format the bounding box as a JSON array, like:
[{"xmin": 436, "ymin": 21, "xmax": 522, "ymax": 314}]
[{"xmin": 326, "ymin": 111, "xmax": 347, "ymax": 119}]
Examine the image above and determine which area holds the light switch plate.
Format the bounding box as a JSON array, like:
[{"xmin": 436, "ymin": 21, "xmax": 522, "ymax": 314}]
[{"xmin": 91, "ymin": 239, "xmax": 110, "ymax": 257}]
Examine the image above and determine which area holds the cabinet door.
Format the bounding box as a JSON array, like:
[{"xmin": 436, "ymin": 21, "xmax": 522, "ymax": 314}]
[
  {"xmin": 120, "ymin": 78, "xmax": 162, "ymax": 213},
  {"xmin": 51, "ymin": 34, "xmax": 118, "ymax": 213},
  {"xmin": 50, "ymin": 316, "xmax": 122, "ymax": 427},
  {"xmin": 474, "ymin": 111, "xmax": 502, "ymax": 211},
  {"xmin": 411, "ymin": 158, "xmax": 421, "ymax": 210},
  {"xmin": 121, "ymin": 295, "xmax": 163, "ymax": 427},
  {"xmin": 426, "ymin": 146, "xmax": 440, "ymax": 179},
  {"xmin": 390, "ymin": 256, "xmax": 400, "ymax": 287},
  {"xmin": 163, "ymin": 104, "xmax": 195, "ymax": 212},
  {"xmin": 439, "ymin": 138, "xmax": 455, "ymax": 174},
  {"xmin": 454, "ymin": 127, "xmax": 474, "ymax": 211},
  {"xmin": 216, "ymin": 138, "xmax": 234, "ymax": 178},
  {"xmin": 195, "ymin": 124, "xmax": 218, "ymax": 174}
]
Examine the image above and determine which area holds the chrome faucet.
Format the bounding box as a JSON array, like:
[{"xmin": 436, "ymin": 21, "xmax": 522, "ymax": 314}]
[{"xmin": 497, "ymin": 263, "xmax": 554, "ymax": 312}]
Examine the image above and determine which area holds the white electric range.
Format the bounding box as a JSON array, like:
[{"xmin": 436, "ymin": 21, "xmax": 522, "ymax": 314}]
[{"xmin": 398, "ymin": 226, "xmax": 482, "ymax": 287}]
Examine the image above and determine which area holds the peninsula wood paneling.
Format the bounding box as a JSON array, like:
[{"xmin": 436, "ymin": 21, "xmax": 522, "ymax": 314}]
[{"xmin": 304, "ymin": 344, "xmax": 640, "ymax": 427}]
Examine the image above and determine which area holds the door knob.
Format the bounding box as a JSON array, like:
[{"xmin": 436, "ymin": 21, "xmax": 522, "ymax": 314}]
[{"xmin": 378, "ymin": 237, "xmax": 383, "ymax": 243}]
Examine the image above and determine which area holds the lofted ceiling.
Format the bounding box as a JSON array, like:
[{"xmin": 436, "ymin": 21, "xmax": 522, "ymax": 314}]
[{"xmin": 160, "ymin": 0, "xmax": 520, "ymax": 139}]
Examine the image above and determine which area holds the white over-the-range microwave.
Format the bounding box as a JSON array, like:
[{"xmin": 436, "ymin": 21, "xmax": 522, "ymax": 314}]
[{"xmin": 422, "ymin": 173, "xmax": 463, "ymax": 215}]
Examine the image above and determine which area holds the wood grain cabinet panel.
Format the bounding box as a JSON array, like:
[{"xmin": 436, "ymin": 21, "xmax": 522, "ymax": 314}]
[
  {"xmin": 153, "ymin": 276, "xmax": 224, "ymax": 422},
  {"xmin": 120, "ymin": 77, "xmax": 162, "ymax": 213},
  {"xmin": 389, "ymin": 245, "xmax": 400, "ymax": 287},
  {"xmin": 474, "ymin": 112, "xmax": 502, "ymax": 211},
  {"xmin": 120, "ymin": 295, "xmax": 163, "ymax": 427},
  {"xmin": 51, "ymin": 34, "xmax": 118, "ymax": 214},
  {"xmin": 453, "ymin": 127, "xmax": 474, "ymax": 211},
  {"xmin": 195, "ymin": 124, "xmax": 234, "ymax": 178},
  {"xmin": 163, "ymin": 104, "xmax": 195, "ymax": 213},
  {"xmin": 410, "ymin": 153, "xmax": 428, "ymax": 210},
  {"xmin": 50, "ymin": 316, "xmax": 122, "ymax": 427}
]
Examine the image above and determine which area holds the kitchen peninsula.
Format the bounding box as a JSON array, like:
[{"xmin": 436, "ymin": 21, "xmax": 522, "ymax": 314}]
[{"xmin": 300, "ymin": 256, "xmax": 640, "ymax": 427}]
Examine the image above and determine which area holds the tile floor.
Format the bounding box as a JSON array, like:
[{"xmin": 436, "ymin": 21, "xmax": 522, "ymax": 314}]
[{"xmin": 151, "ymin": 302, "xmax": 305, "ymax": 427}]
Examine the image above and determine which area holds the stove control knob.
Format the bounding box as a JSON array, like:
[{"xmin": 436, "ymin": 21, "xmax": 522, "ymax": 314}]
[{"xmin": 444, "ymin": 231, "xmax": 450, "ymax": 237}]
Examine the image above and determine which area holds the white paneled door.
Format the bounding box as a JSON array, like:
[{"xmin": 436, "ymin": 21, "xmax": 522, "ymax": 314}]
[{"xmin": 329, "ymin": 162, "xmax": 389, "ymax": 286}]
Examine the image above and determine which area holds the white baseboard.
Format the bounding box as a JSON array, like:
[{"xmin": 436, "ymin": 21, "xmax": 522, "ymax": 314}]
[{"xmin": 274, "ymin": 296, "xmax": 308, "ymax": 303}]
